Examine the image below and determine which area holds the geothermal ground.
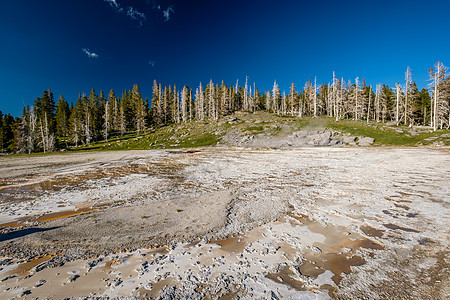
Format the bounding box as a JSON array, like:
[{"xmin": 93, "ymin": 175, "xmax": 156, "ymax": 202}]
[{"xmin": 0, "ymin": 147, "xmax": 449, "ymax": 299}]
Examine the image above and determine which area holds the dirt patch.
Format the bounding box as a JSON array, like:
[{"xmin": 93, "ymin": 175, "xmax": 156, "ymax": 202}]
[{"xmin": 0, "ymin": 189, "xmax": 236, "ymax": 258}]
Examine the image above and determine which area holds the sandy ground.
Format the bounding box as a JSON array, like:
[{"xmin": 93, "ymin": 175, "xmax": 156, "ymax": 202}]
[{"xmin": 0, "ymin": 147, "xmax": 449, "ymax": 299}]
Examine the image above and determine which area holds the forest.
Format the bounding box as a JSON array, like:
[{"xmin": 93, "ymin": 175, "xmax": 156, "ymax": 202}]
[{"xmin": 0, "ymin": 61, "xmax": 448, "ymax": 154}]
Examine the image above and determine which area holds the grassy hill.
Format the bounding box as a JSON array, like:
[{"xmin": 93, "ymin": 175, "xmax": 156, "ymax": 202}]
[{"xmin": 64, "ymin": 111, "xmax": 449, "ymax": 153}]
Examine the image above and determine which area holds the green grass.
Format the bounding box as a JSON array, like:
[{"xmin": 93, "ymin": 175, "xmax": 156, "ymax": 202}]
[
  {"xmin": 244, "ymin": 125, "xmax": 264, "ymax": 133},
  {"xmin": 326, "ymin": 119, "xmax": 449, "ymax": 146}
]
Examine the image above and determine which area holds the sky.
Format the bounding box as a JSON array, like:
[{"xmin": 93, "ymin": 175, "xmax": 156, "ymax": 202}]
[{"xmin": 0, "ymin": 0, "xmax": 449, "ymax": 116}]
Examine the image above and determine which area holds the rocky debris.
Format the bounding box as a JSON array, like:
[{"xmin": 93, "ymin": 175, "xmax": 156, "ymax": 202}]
[{"xmin": 222, "ymin": 129, "xmax": 375, "ymax": 148}]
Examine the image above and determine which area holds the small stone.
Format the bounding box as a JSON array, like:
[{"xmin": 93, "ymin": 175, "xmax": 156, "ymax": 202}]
[
  {"xmin": 68, "ymin": 274, "xmax": 80, "ymax": 283},
  {"xmin": 34, "ymin": 279, "xmax": 46, "ymax": 288}
]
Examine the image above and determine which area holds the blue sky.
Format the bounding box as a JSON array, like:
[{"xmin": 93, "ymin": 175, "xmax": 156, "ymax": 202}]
[{"xmin": 0, "ymin": 0, "xmax": 449, "ymax": 116}]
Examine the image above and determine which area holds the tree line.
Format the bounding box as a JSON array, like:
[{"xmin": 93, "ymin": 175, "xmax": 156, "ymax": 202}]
[{"xmin": 0, "ymin": 61, "xmax": 448, "ymax": 154}]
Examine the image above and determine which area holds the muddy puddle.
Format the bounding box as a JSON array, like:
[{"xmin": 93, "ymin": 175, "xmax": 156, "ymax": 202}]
[
  {"xmin": 360, "ymin": 225, "xmax": 385, "ymax": 238},
  {"xmin": 5, "ymin": 255, "xmax": 53, "ymax": 277},
  {"xmin": 34, "ymin": 207, "xmax": 102, "ymax": 222},
  {"xmin": 383, "ymin": 223, "xmax": 420, "ymax": 233},
  {"xmin": 209, "ymin": 236, "xmax": 248, "ymax": 254},
  {"xmin": 264, "ymin": 213, "xmax": 387, "ymax": 296},
  {"xmin": 265, "ymin": 265, "xmax": 307, "ymax": 291}
]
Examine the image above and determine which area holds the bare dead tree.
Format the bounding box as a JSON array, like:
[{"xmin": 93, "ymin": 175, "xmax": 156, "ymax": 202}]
[
  {"xmin": 404, "ymin": 66, "xmax": 413, "ymax": 125},
  {"xmin": 396, "ymin": 83, "xmax": 401, "ymax": 125}
]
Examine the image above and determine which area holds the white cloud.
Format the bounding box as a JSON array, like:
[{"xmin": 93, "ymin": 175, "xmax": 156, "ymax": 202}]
[
  {"xmin": 104, "ymin": 0, "xmax": 123, "ymax": 12},
  {"xmin": 104, "ymin": 0, "xmax": 146, "ymax": 26},
  {"xmin": 126, "ymin": 7, "xmax": 147, "ymax": 26},
  {"xmin": 82, "ymin": 48, "xmax": 99, "ymax": 58},
  {"xmin": 163, "ymin": 5, "xmax": 174, "ymax": 21},
  {"xmin": 149, "ymin": 61, "xmax": 155, "ymax": 67}
]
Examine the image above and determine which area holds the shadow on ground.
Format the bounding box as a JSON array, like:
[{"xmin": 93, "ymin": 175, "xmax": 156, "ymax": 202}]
[{"xmin": 0, "ymin": 227, "xmax": 60, "ymax": 242}]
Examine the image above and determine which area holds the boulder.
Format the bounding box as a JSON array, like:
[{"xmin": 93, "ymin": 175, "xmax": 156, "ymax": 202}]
[
  {"xmin": 358, "ymin": 137, "xmax": 375, "ymax": 146},
  {"xmin": 341, "ymin": 136, "xmax": 356, "ymax": 144}
]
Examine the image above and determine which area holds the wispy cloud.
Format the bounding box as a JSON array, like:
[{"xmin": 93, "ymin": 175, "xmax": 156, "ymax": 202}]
[
  {"xmin": 104, "ymin": 0, "xmax": 147, "ymax": 26},
  {"xmin": 127, "ymin": 7, "xmax": 147, "ymax": 26},
  {"xmin": 148, "ymin": 0, "xmax": 161, "ymax": 10},
  {"xmin": 104, "ymin": 0, "xmax": 123, "ymax": 12},
  {"xmin": 162, "ymin": 5, "xmax": 174, "ymax": 21},
  {"xmin": 149, "ymin": 61, "xmax": 155, "ymax": 67},
  {"xmin": 82, "ymin": 48, "xmax": 99, "ymax": 58}
]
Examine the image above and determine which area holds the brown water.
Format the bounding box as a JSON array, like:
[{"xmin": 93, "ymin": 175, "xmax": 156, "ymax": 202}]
[
  {"xmin": 34, "ymin": 207, "xmax": 99, "ymax": 222},
  {"xmin": 10, "ymin": 255, "xmax": 53, "ymax": 275},
  {"xmin": 360, "ymin": 225, "xmax": 385, "ymax": 238},
  {"xmin": 384, "ymin": 223, "xmax": 420, "ymax": 233},
  {"xmin": 265, "ymin": 265, "xmax": 307, "ymax": 291},
  {"xmin": 209, "ymin": 236, "xmax": 249, "ymax": 254},
  {"xmin": 263, "ymin": 214, "xmax": 387, "ymax": 296}
]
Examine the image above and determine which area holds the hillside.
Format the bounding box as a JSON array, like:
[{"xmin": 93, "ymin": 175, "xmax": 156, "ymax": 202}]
[{"xmin": 65, "ymin": 111, "xmax": 450, "ymax": 153}]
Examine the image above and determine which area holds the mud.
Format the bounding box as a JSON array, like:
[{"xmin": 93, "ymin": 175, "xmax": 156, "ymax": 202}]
[{"xmin": 0, "ymin": 147, "xmax": 449, "ymax": 299}]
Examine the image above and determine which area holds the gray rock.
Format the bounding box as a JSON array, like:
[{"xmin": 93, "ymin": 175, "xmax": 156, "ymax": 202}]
[
  {"xmin": 329, "ymin": 139, "xmax": 341, "ymax": 146},
  {"xmin": 34, "ymin": 279, "xmax": 46, "ymax": 288},
  {"xmin": 342, "ymin": 136, "xmax": 356, "ymax": 144},
  {"xmin": 358, "ymin": 137, "xmax": 375, "ymax": 146}
]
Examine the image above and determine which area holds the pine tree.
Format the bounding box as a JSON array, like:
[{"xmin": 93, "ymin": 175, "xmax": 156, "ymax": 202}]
[
  {"xmin": 34, "ymin": 90, "xmax": 56, "ymax": 152},
  {"xmin": 69, "ymin": 99, "xmax": 82, "ymax": 147},
  {"xmin": 55, "ymin": 95, "xmax": 70, "ymax": 138},
  {"xmin": 107, "ymin": 89, "xmax": 118, "ymax": 131},
  {"xmin": 381, "ymin": 85, "xmax": 395, "ymax": 123},
  {"xmin": 0, "ymin": 113, "xmax": 15, "ymax": 153},
  {"xmin": 121, "ymin": 90, "xmax": 133, "ymax": 130},
  {"xmin": 130, "ymin": 84, "xmax": 147, "ymax": 134},
  {"xmin": 408, "ymin": 81, "xmax": 421, "ymax": 125},
  {"xmin": 103, "ymin": 99, "xmax": 110, "ymax": 142}
]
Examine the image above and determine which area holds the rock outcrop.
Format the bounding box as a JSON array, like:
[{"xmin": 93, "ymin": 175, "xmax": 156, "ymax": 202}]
[{"xmin": 222, "ymin": 130, "xmax": 375, "ymax": 147}]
